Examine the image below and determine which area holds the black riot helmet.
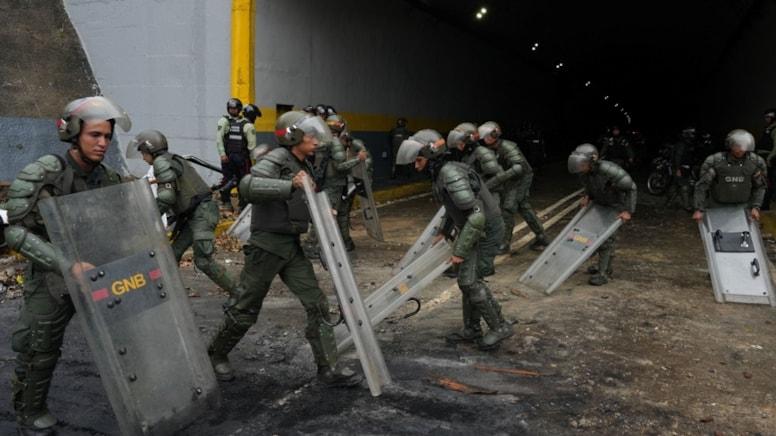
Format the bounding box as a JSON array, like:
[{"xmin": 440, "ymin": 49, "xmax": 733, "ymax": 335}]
[
  {"xmin": 325, "ymin": 105, "xmax": 337, "ymax": 117},
  {"xmin": 243, "ymin": 104, "xmax": 262, "ymax": 123},
  {"xmin": 227, "ymin": 98, "xmax": 243, "ymax": 111},
  {"xmin": 314, "ymin": 104, "xmax": 327, "ymax": 118}
]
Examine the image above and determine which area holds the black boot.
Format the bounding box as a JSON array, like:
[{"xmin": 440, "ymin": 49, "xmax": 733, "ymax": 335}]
[
  {"xmin": 529, "ymin": 234, "xmax": 549, "ymax": 251},
  {"xmin": 445, "ymin": 294, "xmax": 483, "ymax": 343},
  {"xmin": 317, "ymin": 366, "xmax": 362, "ymax": 388}
]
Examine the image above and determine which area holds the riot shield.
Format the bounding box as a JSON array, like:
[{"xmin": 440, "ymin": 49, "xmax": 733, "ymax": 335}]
[
  {"xmin": 227, "ymin": 203, "xmax": 252, "ymax": 242},
  {"xmin": 301, "ymin": 176, "xmax": 392, "ymax": 396},
  {"xmin": 336, "ymin": 238, "xmax": 452, "ymax": 352},
  {"xmin": 519, "ymin": 204, "xmax": 622, "ymax": 295},
  {"xmin": 698, "ymin": 207, "xmax": 776, "ymax": 306},
  {"xmin": 39, "ymin": 179, "xmax": 219, "ymax": 436},
  {"xmin": 352, "ymin": 161, "xmax": 384, "ymax": 241},
  {"xmin": 392, "ymin": 206, "xmax": 446, "ymax": 275}
]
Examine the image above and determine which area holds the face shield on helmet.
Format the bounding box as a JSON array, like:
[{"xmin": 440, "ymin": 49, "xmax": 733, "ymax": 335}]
[
  {"xmin": 725, "ymin": 129, "xmax": 755, "ymax": 153},
  {"xmin": 57, "ymin": 96, "xmax": 132, "ymax": 143},
  {"xmin": 567, "ymin": 143, "xmax": 599, "ymax": 174},
  {"xmin": 326, "ymin": 115, "xmax": 346, "ymax": 135},
  {"xmin": 396, "ymin": 139, "xmax": 425, "ymax": 165},
  {"xmin": 478, "ymin": 121, "xmax": 501, "ymax": 141},
  {"xmin": 451, "ymin": 122, "xmax": 479, "ymax": 146}
]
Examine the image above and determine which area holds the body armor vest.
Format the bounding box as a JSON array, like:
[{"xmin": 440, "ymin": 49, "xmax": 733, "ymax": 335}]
[
  {"xmin": 224, "ymin": 117, "xmax": 249, "ymax": 154},
  {"xmin": 171, "ymin": 155, "xmax": 211, "ymax": 215},
  {"xmin": 711, "ymin": 157, "xmax": 756, "ymax": 204},
  {"xmin": 251, "ymin": 149, "xmax": 312, "ymax": 235},
  {"xmin": 434, "ymin": 162, "xmax": 499, "ymax": 228}
]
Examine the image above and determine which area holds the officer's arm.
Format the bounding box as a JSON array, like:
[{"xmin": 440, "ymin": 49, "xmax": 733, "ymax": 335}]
[
  {"xmin": 216, "ymin": 117, "xmax": 228, "ymax": 157},
  {"xmin": 749, "ymin": 157, "xmax": 768, "ymax": 209},
  {"xmin": 445, "ymin": 171, "xmax": 484, "ymax": 257},
  {"xmin": 355, "ymin": 140, "xmax": 373, "ymax": 171},
  {"xmin": 487, "ymin": 147, "xmax": 524, "ymax": 189},
  {"xmin": 332, "ymin": 141, "xmax": 360, "ymax": 172},
  {"xmin": 613, "ymin": 172, "xmax": 638, "ymax": 214},
  {"xmin": 244, "ymin": 123, "xmax": 257, "ymax": 151},
  {"xmin": 693, "ymin": 156, "xmax": 716, "ymax": 211},
  {"xmin": 239, "ymin": 151, "xmax": 293, "ymax": 203},
  {"xmin": 152, "ymin": 155, "xmax": 182, "ymax": 215},
  {"xmin": 4, "ymin": 225, "xmax": 69, "ymax": 273}
]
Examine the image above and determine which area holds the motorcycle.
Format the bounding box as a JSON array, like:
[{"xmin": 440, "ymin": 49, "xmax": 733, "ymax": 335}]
[{"xmin": 646, "ymin": 147, "xmax": 673, "ymax": 195}]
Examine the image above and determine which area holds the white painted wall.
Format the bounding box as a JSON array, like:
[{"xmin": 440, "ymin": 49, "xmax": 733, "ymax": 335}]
[{"xmin": 64, "ymin": 0, "xmax": 231, "ymax": 181}]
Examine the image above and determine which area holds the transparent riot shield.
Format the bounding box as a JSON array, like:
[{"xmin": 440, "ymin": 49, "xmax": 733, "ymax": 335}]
[
  {"xmin": 698, "ymin": 207, "xmax": 776, "ymax": 306},
  {"xmin": 392, "ymin": 206, "xmax": 446, "ymax": 275},
  {"xmin": 519, "ymin": 204, "xmax": 622, "ymax": 295},
  {"xmin": 302, "ymin": 176, "xmax": 391, "ymax": 396},
  {"xmin": 352, "ymin": 161, "xmax": 384, "ymax": 241},
  {"xmin": 227, "ymin": 203, "xmax": 252, "ymax": 242},
  {"xmin": 336, "ymin": 238, "xmax": 452, "ymax": 352},
  {"xmin": 39, "ymin": 179, "xmax": 219, "ymax": 436}
]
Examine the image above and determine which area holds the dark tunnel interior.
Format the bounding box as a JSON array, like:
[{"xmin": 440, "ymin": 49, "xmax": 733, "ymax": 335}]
[{"xmin": 405, "ymin": 0, "xmax": 772, "ymax": 162}]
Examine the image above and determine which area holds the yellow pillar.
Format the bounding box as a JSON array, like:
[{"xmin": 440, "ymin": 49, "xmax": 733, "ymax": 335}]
[{"xmin": 231, "ymin": 0, "xmax": 255, "ymax": 104}]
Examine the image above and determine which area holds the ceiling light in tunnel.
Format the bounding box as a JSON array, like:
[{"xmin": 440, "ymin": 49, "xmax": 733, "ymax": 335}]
[
  {"xmin": 480, "ymin": 7, "xmax": 488, "ymax": 14},
  {"xmin": 614, "ymin": 103, "xmax": 619, "ymax": 108},
  {"xmin": 584, "ymin": 81, "xmax": 591, "ymax": 87},
  {"xmin": 555, "ymin": 62, "xmax": 564, "ymax": 69},
  {"xmin": 476, "ymin": 12, "xmax": 483, "ymax": 19},
  {"xmin": 604, "ymin": 95, "xmax": 609, "ymax": 100},
  {"xmin": 531, "ymin": 42, "xmax": 539, "ymax": 52}
]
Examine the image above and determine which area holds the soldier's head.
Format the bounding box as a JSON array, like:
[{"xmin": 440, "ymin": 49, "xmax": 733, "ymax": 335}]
[
  {"xmin": 326, "ymin": 114, "xmax": 346, "ymax": 136},
  {"xmin": 57, "ymin": 96, "xmax": 132, "ymax": 165},
  {"xmin": 242, "ymin": 104, "xmax": 262, "ymax": 123},
  {"xmin": 568, "ymin": 143, "xmax": 599, "ymax": 174},
  {"xmin": 764, "ymin": 108, "xmax": 776, "ymax": 125},
  {"xmin": 226, "ymin": 98, "xmax": 243, "ymax": 117},
  {"xmin": 680, "ymin": 126, "xmax": 696, "ymax": 143},
  {"xmin": 128, "ymin": 129, "xmax": 168, "ymax": 165},
  {"xmin": 397, "ymin": 129, "xmax": 445, "ymax": 172},
  {"xmin": 447, "ymin": 122, "xmax": 479, "ymax": 152},
  {"xmin": 275, "ymin": 110, "xmax": 332, "ymax": 159},
  {"xmin": 396, "ymin": 118, "xmax": 407, "ymax": 128},
  {"xmin": 314, "ymin": 104, "xmax": 327, "ymax": 119},
  {"xmin": 725, "ymin": 129, "xmax": 755, "ymax": 159},
  {"xmin": 478, "ymin": 121, "xmax": 502, "ymax": 146}
]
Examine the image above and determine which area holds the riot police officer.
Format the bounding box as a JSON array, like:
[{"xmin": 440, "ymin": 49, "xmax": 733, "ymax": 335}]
[
  {"xmin": 448, "ymin": 122, "xmax": 504, "ymax": 275},
  {"xmin": 216, "ymin": 98, "xmax": 256, "ymax": 212},
  {"xmin": 669, "ymin": 126, "xmax": 698, "ymax": 211},
  {"xmin": 207, "ymin": 110, "xmax": 360, "ymax": 387},
  {"xmin": 396, "ymin": 129, "xmax": 513, "ymax": 350},
  {"xmin": 760, "ymin": 109, "xmax": 776, "ymax": 210},
  {"xmin": 478, "ymin": 121, "xmax": 548, "ymax": 254},
  {"xmin": 329, "ymin": 117, "xmax": 373, "ymax": 251},
  {"xmin": 568, "ymin": 144, "xmax": 637, "ymax": 286},
  {"xmin": 129, "ymin": 129, "xmax": 237, "ymax": 297},
  {"xmin": 2, "ymin": 96, "xmax": 130, "ymax": 435},
  {"xmin": 693, "ymin": 129, "xmax": 767, "ymax": 223},
  {"xmin": 599, "ymin": 125, "xmax": 634, "ymax": 169},
  {"xmin": 304, "ymin": 113, "xmax": 365, "ymax": 256}
]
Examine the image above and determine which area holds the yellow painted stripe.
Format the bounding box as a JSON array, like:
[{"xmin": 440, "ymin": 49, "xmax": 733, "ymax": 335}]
[
  {"xmin": 231, "ymin": 0, "xmax": 255, "ymax": 104},
  {"xmin": 253, "ymin": 106, "xmax": 457, "ymax": 135}
]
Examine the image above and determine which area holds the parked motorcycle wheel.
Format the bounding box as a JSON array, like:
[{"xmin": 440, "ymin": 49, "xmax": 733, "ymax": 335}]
[{"xmin": 647, "ymin": 172, "xmax": 669, "ymax": 195}]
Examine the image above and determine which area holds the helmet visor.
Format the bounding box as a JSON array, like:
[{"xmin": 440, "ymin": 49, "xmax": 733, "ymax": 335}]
[
  {"xmin": 568, "ymin": 152, "xmax": 591, "ymax": 174},
  {"xmin": 396, "ymin": 139, "xmax": 424, "ymax": 165},
  {"xmin": 296, "ymin": 115, "xmax": 333, "ymax": 143},
  {"xmin": 125, "ymin": 137, "xmax": 147, "ymax": 159},
  {"xmin": 68, "ymin": 96, "xmax": 132, "ymax": 133}
]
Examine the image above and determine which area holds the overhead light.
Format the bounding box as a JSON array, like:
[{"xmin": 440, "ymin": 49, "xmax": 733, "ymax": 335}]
[
  {"xmin": 476, "ymin": 12, "xmax": 483, "ymax": 19},
  {"xmin": 480, "ymin": 7, "xmax": 488, "ymax": 14},
  {"xmin": 584, "ymin": 81, "xmax": 591, "ymax": 87},
  {"xmin": 604, "ymin": 95, "xmax": 610, "ymax": 100},
  {"xmin": 614, "ymin": 103, "xmax": 619, "ymax": 107},
  {"xmin": 555, "ymin": 62, "xmax": 564, "ymax": 69}
]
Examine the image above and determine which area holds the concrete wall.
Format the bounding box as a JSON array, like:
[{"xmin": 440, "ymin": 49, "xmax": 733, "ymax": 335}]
[
  {"xmin": 63, "ymin": 0, "xmax": 558, "ymax": 182},
  {"xmin": 0, "ymin": 117, "xmax": 127, "ymax": 181},
  {"xmin": 64, "ymin": 0, "xmax": 231, "ymax": 182},
  {"xmin": 697, "ymin": 0, "xmax": 776, "ymax": 141}
]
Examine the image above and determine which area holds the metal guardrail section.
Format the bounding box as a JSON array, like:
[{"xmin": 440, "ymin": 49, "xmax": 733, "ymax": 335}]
[
  {"xmin": 352, "ymin": 162, "xmax": 384, "ymax": 242},
  {"xmin": 392, "ymin": 206, "xmax": 446, "ymax": 275},
  {"xmin": 302, "ymin": 177, "xmax": 391, "ymax": 396},
  {"xmin": 335, "ymin": 239, "xmax": 452, "ymax": 352},
  {"xmin": 698, "ymin": 207, "xmax": 776, "ymax": 306},
  {"xmin": 519, "ymin": 204, "xmax": 622, "ymax": 295}
]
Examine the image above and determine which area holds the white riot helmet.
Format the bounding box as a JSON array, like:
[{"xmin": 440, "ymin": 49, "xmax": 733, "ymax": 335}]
[
  {"xmin": 567, "ymin": 143, "xmax": 599, "ymax": 174},
  {"xmin": 725, "ymin": 129, "xmax": 755, "ymax": 152}
]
